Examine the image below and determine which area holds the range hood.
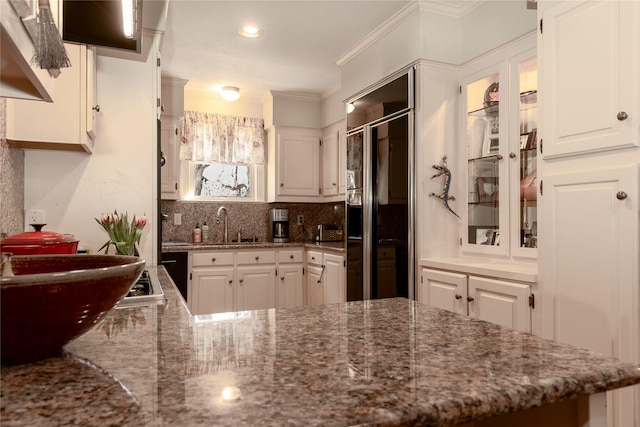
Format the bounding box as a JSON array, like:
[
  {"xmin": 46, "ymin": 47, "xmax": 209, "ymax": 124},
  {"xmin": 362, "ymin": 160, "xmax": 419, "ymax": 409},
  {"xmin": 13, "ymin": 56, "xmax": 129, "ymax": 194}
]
[{"xmin": 0, "ymin": 0, "xmax": 55, "ymax": 102}]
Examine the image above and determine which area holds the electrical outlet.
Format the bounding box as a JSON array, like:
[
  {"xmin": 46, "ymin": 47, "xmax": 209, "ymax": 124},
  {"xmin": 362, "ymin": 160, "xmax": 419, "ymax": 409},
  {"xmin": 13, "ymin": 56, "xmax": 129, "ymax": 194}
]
[
  {"xmin": 27, "ymin": 210, "xmax": 45, "ymax": 225},
  {"xmin": 297, "ymin": 215, "xmax": 304, "ymax": 225},
  {"xmin": 174, "ymin": 213, "xmax": 182, "ymax": 225}
]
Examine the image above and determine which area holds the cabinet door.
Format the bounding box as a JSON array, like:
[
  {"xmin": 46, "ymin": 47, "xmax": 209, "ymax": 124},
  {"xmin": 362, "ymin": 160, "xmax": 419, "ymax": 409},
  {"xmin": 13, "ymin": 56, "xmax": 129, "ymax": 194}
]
[
  {"xmin": 191, "ymin": 268, "xmax": 234, "ymax": 315},
  {"xmin": 322, "ymin": 130, "xmax": 339, "ymax": 196},
  {"xmin": 236, "ymin": 265, "xmax": 276, "ymax": 311},
  {"xmin": 540, "ymin": 0, "xmax": 639, "ymax": 157},
  {"xmin": 277, "ymin": 130, "xmax": 320, "ymax": 197},
  {"xmin": 468, "ymin": 276, "xmax": 530, "ymax": 333},
  {"xmin": 305, "ymin": 264, "xmax": 324, "ymax": 306},
  {"xmin": 6, "ymin": 43, "xmax": 96, "ymax": 152},
  {"xmin": 160, "ymin": 122, "xmax": 179, "ymax": 199},
  {"xmin": 338, "ymin": 129, "xmax": 347, "ymax": 195},
  {"xmin": 418, "ymin": 269, "xmax": 466, "ymax": 316},
  {"xmin": 461, "ymin": 62, "xmax": 510, "ymax": 257},
  {"xmin": 278, "ymin": 264, "xmax": 304, "ymax": 308},
  {"xmin": 323, "ymin": 253, "xmax": 345, "ymax": 305},
  {"xmin": 541, "ymin": 164, "xmax": 638, "ymax": 359}
]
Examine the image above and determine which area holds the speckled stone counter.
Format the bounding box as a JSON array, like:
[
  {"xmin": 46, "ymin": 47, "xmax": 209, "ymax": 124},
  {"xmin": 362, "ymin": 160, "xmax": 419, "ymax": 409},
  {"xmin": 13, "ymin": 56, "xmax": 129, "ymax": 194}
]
[
  {"xmin": 2, "ymin": 271, "xmax": 639, "ymax": 426},
  {"xmin": 162, "ymin": 241, "xmax": 345, "ymax": 253}
]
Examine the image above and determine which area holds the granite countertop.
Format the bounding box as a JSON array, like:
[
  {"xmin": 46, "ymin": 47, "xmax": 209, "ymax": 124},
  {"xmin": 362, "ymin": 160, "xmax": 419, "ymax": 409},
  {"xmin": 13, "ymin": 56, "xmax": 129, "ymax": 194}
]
[
  {"xmin": 2, "ymin": 271, "xmax": 639, "ymax": 426},
  {"xmin": 162, "ymin": 240, "xmax": 345, "ymax": 253}
]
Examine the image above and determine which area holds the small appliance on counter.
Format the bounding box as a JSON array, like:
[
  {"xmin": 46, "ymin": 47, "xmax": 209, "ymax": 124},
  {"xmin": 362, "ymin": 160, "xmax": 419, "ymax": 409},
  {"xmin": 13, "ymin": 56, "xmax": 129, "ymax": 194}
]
[
  {"xmin": 269, "ymin": 208, "xmax": 290, "ymax": 243},
  {"xmin": 316, "ymin": 224, "xmax": 344, "ymax": 242}
]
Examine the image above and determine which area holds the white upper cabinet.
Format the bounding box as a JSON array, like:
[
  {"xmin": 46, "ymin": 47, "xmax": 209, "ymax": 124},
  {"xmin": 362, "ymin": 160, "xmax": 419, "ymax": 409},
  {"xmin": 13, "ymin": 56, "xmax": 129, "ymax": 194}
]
[
  {"xmin": 539, "ymin": 0, "xmax": 639, "ymax": 158},
  {"xmin": 267, "ymin": 126, "xmax": 321, "ymax": 202},
  {"xmin": 6, "ymin": 43, "xmax": 98, "ymax": 153},
  {"xmin": 322, "ymin": 130, "xmax": 339, "ymax": 197}
]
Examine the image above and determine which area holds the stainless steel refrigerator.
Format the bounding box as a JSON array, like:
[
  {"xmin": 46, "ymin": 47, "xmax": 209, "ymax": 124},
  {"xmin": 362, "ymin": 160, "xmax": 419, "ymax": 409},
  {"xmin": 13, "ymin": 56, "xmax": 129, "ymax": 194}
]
[{"xmin": 345, "ymin": 71, "xmax": 414, "ymax": 301}]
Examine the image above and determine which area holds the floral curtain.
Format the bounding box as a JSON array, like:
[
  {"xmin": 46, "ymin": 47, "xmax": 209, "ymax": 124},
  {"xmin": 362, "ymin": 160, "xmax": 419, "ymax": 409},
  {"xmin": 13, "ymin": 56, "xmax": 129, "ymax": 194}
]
[{"xmin": 179, "ymin": 111, "xmax": 265, "ymax": 165}]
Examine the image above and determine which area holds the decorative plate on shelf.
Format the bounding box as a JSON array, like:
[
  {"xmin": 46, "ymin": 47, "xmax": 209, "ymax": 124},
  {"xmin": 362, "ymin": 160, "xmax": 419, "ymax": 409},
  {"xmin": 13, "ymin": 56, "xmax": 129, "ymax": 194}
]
[{"xmin": 483, "ymin": 82, "xmax": 499, "ymax": 108}]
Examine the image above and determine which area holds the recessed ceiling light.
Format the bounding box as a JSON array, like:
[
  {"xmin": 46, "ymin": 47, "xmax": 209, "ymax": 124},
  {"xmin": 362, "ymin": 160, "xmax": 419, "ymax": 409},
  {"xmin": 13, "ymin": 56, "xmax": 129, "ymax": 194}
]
[{"xmin": 237, "ymin": 26, "xmax": 263, "ymax": 38}]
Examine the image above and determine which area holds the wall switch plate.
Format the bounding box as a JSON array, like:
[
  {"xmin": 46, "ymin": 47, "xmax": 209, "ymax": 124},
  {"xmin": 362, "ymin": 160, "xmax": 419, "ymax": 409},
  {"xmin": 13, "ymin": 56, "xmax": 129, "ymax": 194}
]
[
  {"xmin": 27, "ymin": 210, "xmax": 45, "ymax": 225},
  {"xmin": 297, "ymin": 215, "xmax": 304, "ymax": 225},
  {"xmin": 174, "ymin": 213, "xmax": 182, "ymax": 225}
]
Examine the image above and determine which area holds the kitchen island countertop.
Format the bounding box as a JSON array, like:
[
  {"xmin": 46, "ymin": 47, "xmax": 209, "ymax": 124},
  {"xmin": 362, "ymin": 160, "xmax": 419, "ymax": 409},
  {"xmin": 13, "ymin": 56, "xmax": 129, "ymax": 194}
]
[{"xmin": 2, "ymin": 270, "xmax": 639, "ymax": 426}]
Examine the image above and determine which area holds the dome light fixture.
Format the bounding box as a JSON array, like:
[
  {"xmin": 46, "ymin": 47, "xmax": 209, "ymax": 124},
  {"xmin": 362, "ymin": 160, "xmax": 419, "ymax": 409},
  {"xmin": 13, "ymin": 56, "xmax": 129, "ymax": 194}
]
[
  {"xmin": 221, "ymin": 86, "xmax": 240, "ymax": 102},
  {"xmin": 237, "ymin": 26, "xmax": 263, "ymax": 38}
]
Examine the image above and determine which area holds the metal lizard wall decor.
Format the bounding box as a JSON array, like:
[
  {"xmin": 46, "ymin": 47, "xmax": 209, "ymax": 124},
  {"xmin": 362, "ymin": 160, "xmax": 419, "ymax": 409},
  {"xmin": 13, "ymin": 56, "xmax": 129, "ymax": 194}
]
[{"xmin": 429, "ymin": 155, "xmax": 461, "ymax": 219}]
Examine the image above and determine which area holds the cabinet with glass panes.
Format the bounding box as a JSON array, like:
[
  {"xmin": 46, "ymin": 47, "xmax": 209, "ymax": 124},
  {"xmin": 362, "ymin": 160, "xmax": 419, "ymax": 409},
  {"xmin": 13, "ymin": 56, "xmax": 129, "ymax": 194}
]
[{"xmin": 461, "ymin": 49, "xmax": 537, "ymax": 258}]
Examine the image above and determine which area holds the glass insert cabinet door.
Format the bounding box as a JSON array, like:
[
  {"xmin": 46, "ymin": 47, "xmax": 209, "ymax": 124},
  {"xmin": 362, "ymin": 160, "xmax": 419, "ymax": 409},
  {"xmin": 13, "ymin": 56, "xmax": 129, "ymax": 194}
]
[
  {"xmin": 461, "ymin": 53, "xmax": 537, "ymax": 257},
  {"xmin": 463, "ymin": 65, "xmax": 509, "ymax": 254},
  {"xmin": 516, "ymin": 56, "xmax": 538, "ymax": 253}
]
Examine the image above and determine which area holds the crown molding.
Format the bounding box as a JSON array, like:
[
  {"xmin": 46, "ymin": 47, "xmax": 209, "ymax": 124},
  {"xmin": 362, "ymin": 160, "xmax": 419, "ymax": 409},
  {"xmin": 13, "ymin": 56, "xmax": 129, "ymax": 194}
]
[
  {"xmin": 336, "ymin": 1, "xmax": 419, "ymax": 67},
  {"xmin": 269, "ymin": 90, "xmax": 321, "ymax": 103},
  {"xmin": 418, "ymin": 0, "xmax": 485, "ymax": 18}
]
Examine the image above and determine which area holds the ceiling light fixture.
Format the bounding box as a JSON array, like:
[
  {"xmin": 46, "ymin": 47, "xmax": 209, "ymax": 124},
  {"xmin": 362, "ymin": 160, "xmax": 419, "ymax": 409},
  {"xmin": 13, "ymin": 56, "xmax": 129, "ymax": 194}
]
[
  {"xmin": 121, "ymin": 0, "xmax": 135, "ymax": 39},
  {"xmin": 237, "ymin": 26, "xmax": 263, "ymax": 38},
  {"xmin": 347, "ymin": 103, "xmax": 355, "ymax": 114},
  {"xmin": 221, "ymin": 86, "xmax": 240, "ymax": 102}
]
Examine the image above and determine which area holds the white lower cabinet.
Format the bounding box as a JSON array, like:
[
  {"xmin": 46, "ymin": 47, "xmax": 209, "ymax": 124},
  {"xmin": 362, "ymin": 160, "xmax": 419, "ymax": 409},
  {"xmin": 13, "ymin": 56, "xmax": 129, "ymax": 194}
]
[
  {"xmin": 277, "ymin": 249, "xmax": 304, "ymax": 308},
  {"xmin": 189, "ymin": 248, "xmax": 303, "ymax": 315},
  {"xmin": 419, "ymin": 268, "xmax": 532, "ymax": 333},
  {"xmin": 305, "ymin": 250, "xmax": 346, "ymax": 306}
]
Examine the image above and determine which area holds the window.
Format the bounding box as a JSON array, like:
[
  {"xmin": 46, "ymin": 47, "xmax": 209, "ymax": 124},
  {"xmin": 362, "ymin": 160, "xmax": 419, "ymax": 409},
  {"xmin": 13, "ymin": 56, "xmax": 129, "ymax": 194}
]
[{"xmin": 187, "ymin": 162, "xmax": 265, "ymax": 201}]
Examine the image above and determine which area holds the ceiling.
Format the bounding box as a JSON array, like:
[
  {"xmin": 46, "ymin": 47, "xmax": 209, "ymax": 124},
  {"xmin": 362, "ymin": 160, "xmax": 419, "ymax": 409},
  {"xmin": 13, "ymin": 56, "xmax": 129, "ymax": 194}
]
[{"xmin": 159, "ymin": 0, "xmax": 477, "ymax": 102}]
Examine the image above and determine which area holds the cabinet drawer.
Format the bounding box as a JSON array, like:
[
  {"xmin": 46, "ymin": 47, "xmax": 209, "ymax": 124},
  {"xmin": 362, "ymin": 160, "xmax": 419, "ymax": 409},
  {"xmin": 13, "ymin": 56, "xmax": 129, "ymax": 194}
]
[
  {"xmin": 192, "ymin": 252, "xmax": 234, "ymax": 267},
  {"xmin": 279, "ymin": 249, "xmax": 303, "ymax": 264},
  {"xmin": 306, "ymin": 250, "xmax": 323, "ymax": 265},
  {"xmin": 237, "ymin": 250, "xmax": 276, "ymax": 265}
]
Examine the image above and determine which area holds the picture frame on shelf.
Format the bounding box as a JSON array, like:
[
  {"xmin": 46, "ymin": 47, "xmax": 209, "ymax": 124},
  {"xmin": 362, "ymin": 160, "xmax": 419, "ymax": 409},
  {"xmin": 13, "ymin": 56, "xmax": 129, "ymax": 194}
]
[
  {"xmin": 470, "ymin": 227, "xmax": 499, "ymax": 245},
  {"xmin": 477, "ymin": 177, "xmax": 499, "ymax": 202},
  {"xmin": 482, "ymin": 119, "xmax": 500, "ymax": 156}
]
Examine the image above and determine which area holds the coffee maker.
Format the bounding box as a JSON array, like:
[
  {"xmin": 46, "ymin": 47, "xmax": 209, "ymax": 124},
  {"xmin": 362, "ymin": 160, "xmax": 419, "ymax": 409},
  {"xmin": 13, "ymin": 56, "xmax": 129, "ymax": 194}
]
[{"xmin": 269, "ymin": 208, "xmax": 290, "ymax": 243}]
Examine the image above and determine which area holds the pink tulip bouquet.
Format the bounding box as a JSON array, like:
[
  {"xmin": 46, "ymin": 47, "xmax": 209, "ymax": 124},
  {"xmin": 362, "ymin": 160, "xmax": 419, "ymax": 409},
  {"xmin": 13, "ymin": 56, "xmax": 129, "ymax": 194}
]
[{"xmin": 95, "ymin": 210, "xmax": 146, "ymax": 256}]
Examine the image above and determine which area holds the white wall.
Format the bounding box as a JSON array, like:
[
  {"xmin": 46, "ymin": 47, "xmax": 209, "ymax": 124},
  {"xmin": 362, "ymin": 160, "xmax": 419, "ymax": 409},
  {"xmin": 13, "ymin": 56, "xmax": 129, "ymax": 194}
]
[
  {"xmin": 184, "ymin": 87, "xmax": 263, "ymax": 118},
  {"xmin": 24, "ymin": 35, "xmax": 161, "ymax": 264}
]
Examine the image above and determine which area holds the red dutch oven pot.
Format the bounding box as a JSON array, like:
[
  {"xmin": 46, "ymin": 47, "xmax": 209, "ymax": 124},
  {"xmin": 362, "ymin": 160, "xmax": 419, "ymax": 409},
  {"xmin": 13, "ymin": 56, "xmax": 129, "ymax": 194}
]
[{"xmin": 1, "ymin": 224, "xmax": 79, "ymax": 255}]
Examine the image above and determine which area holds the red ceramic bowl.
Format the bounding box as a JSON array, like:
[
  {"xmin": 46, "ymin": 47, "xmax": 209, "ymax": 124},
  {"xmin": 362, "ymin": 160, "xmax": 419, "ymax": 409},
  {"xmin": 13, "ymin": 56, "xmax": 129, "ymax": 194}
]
[{"xmin": 1, "ymin": 254, "xmax": 146, "ymax": 365}]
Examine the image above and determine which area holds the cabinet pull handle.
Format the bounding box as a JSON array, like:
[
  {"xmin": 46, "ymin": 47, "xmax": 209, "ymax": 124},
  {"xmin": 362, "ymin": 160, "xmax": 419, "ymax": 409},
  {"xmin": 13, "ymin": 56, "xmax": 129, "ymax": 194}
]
[
  {"xmin": 317, "ymin": 265, "xmax": 326, "ymax": 284},
  {"xmin": 496, "ymin": 154, "xmax": 503, "ymax": 160},
  {"xmin": 509, "ymin": 152, "xmax": 516, "ymax": 159},
  {"xmin": 616, "ymin": 191, "xmax": 628, "ymax": 200},
  {"xmin": 211, "ymin": 257, "xmax": 216, "ymax": 263},
  {"xmin": 255, "ymin": 256, "xmax": 260, "ymax": 261},
  {"xmin": 281, "ymin": 276, "xmax": 284, "ymax": 281},
  {"xmin": 92, "ymin": 105, "xmax": 101, "ymax": 112},
  {"xmin": 617, "ymin": 111, "xmax": 628, "ymax": 121},
  {"xmin": 455, "ymin": 294, "xmax": 462, "ymax": 300},
  {"xmin": 290, "ymin": 254, "xmax": 294, "ymax": 259},
  {"xmin": 467, "ymin": 296, "xmax": 474, "ymax": 302},
  {"xmin": 332, "ymin": 182, "xmax": 337, "ymax": 186},
  {"xmin": 228, "ymin": 280, "xmax": 232, "ymax": 284},
  {"xmin": 239, "ymin": 279, "xmax": 244, "ymax": 284},
  {"xmin": 160, "ymin": 152, "xmax": 166, "ymax": 167},
  {"xmin": 280, "ymin": 183, "xmax": 284, "ymax": 187}
]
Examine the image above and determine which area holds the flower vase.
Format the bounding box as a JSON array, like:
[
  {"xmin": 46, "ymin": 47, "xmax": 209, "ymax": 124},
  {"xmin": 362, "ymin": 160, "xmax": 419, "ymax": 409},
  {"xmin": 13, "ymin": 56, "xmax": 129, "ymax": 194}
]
[{"xmin": 114, "ymin": 242, "xmax": 139, "ymax": 256}]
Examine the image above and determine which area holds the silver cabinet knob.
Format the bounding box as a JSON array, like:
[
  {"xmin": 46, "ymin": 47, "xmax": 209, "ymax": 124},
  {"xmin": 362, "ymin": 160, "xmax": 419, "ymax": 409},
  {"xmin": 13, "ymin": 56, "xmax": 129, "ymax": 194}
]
[
  {"xmin": 509, "ymin": 152, "xmax": 516, "ymax": 159},
  {"xmin": 616, "ymin": 191, "xmax": 628, "ymax": 200},
  {"xmin": 467, "ymin": 296, "xmax": 475, "ymax": 302},
  {"xmin": 455, "ymin": 294, "xmax": 462, "ymax": 300},
  {"xmin": 617, "ymin": 111, "xmax": 628, "ymax": 121}
]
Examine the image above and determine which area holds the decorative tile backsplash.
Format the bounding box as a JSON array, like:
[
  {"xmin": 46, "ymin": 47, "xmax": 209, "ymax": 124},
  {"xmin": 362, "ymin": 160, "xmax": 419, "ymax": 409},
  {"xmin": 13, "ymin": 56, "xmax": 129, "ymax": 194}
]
[
  {"xmin": 161, "ymin": 200, "xmax": 345, "ymax": 244},
  {"xmin": 0, "ymin": 98, "xmax": 25, "ymax": 238}
]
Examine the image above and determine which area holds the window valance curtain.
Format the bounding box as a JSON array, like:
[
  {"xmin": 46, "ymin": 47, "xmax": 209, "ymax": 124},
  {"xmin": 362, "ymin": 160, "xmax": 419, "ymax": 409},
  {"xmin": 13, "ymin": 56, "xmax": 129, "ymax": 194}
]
[{"xmin": 179, "ymin": 111, "xmax": 265, "ymax": 165}]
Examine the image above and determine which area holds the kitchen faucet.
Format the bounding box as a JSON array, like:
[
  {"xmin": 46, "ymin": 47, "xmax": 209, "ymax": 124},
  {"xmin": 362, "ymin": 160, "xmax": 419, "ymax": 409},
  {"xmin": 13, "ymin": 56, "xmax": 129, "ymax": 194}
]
[{"xmin": 216, "ymin": 206, "xmax": 229, "ymax": 243}]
